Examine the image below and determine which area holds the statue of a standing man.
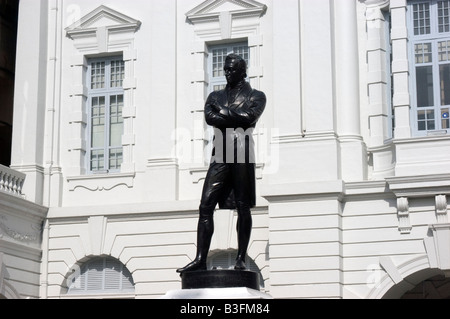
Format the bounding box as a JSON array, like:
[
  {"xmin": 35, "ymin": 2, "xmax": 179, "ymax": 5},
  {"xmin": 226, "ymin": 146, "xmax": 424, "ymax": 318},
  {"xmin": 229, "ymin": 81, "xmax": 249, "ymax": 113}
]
[{"xmin": 177, "ymin": 54, "xmax": 266, "ymax": 273}]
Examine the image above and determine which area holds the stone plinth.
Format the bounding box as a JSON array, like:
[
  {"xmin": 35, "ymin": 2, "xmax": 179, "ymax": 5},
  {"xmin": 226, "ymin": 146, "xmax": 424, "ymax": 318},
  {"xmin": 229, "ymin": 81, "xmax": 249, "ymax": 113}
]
[
  {"xmin": 161, "ymin": 269, "xmax": 272, "ymax": 299},
  {"xmin": 161, "ymin": 287, "xmax": 273, "ymax": 299},
  {"xmin": 180, "ymin": 270, "xmax": 260, "ymax": 290}
]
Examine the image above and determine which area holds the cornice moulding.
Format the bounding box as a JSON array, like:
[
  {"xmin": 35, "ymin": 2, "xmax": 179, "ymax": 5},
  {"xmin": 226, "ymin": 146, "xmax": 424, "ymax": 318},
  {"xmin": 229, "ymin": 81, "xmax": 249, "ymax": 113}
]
[{"xmin": 386, "ymin": 174, "xmax": 450, "ymax": 197}]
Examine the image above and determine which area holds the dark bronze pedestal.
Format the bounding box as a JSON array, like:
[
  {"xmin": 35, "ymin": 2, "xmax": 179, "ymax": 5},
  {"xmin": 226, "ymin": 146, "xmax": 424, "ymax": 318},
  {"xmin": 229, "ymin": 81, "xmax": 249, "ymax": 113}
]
[{"xmin": 180, "ymin": 270, "xmax": 260, "ymax": 290}]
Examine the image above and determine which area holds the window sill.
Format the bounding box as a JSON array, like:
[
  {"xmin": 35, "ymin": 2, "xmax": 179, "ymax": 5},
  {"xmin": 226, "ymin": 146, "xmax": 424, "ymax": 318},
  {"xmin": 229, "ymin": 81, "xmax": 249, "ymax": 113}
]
[
  {"xmin": 394, "ymin": 133, "xmax": 450, "ymax": 144},
  {"xmin": 393, "ymin": 134, "xmax": 450, "ymax": 176},
  {"xmin": 60, "ymin": 292, "xmax": 135, "ymax": 299},
  {"xmin": 66, "ymin": 172, "xmax": 135, "ymax": 192},
  {"xmin": 189, "ymin": 163, "xmax": 264, "ymax": 184},
  {"xmin": 427, "ymin": 130, "xmax": 448, "ymax": 136}
]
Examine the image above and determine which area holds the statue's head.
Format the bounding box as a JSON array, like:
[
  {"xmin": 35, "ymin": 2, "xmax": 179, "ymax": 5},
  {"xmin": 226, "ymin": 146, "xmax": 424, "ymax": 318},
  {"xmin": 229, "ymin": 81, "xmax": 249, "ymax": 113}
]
[{"xmin": 224, "ymin": 53, "xmax": 247, "ymax": 85}]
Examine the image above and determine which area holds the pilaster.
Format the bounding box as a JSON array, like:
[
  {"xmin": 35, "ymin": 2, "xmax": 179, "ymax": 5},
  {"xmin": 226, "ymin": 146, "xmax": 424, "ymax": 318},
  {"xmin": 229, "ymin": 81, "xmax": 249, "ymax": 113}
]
[
  {"xmin": 390, "ymin": 0, "xmax": 411, "ymax": 139},
  {"xmin": 11, "ymin": 0, "xmax": 49, "ymax": 204},
  {"xmin": 334, "ymin": 0, "xmax": 368, "ymax": 182}
]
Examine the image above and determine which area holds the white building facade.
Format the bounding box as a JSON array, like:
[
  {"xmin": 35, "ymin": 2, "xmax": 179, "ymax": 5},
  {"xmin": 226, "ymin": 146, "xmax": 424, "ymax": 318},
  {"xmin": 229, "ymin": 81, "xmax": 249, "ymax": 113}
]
[{"xmin": 1, "ymin": 0, "xmax": 450, "ymax": 299}]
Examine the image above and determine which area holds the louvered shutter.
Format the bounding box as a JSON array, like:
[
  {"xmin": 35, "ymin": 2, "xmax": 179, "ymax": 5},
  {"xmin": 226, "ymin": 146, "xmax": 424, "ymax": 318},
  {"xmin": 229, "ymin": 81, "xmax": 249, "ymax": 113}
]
[
  {"xmin": 86, "ymin": 258, "xmax": 104, "ymax": 291},
  {"xmin": 67, "ymin": 257, "xmax": 134, "ymax": 295},
  {"xmin": 210, "ymin": 252, "xmax": 231, "ymax": 270}
]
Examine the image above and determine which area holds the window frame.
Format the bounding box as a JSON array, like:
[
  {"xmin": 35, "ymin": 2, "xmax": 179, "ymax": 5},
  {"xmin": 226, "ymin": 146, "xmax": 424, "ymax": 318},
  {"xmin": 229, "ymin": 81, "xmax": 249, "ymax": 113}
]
[
  {"xmin": 408, "ymin": 0, "xmax": 450, "ymax": 136},
  {"xmin": 86, "ymin": 56, "xmax": 125, "ymax": 174}
]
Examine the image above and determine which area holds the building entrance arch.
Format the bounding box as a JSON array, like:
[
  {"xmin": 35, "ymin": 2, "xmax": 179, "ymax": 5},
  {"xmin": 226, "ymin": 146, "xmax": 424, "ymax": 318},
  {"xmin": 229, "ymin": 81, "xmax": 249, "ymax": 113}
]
[
  {"xmin": 400, "ymin": 274, "xmax": 450, "ymax": 299},
  {"xmin": 382, "ymin": 268, "xmax": 448, "ymax": 299}
]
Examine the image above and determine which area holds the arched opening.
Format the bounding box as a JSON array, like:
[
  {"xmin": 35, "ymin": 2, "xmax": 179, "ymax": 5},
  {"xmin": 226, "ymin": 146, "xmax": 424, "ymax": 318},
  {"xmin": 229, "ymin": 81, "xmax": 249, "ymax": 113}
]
[
  {"xmin": 401, "ymin": 275, "xmax": 450, "ymax": 299},
  {"xmin": 0, "ymin": 293, "xmax": 6, "ymax": 299},
  {"xmin": 382, "ymin": 267, "xmax": 449, "ymax": 299},
  {"xmin": 63, "ymin": 256, "xmax": 135, "ymax": 299}
]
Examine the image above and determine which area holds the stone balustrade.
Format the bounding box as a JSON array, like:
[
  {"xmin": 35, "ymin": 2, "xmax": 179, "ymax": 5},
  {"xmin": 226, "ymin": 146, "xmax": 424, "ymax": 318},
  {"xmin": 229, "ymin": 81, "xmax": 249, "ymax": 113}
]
[{"xmin": 0, "ymin": 165, "xmax": 25, "ymax": 197}]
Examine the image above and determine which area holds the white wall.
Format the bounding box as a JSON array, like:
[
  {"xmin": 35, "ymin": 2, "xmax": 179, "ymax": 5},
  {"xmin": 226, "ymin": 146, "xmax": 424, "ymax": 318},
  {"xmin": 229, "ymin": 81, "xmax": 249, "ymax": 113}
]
[{"xmin": 0, "ymin": 192, "xmax": 47, "ymax": 299}]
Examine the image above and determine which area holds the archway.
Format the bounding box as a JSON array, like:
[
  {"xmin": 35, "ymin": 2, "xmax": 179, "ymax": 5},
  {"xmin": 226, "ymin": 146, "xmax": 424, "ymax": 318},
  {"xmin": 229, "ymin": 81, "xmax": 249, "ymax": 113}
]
[
  {"xmin": 62, "ymin": 256, "xmax": 135, "ymax": 299},
  {"xmin": 382, "ymin": 268, "xmax": 448, "ymax": 299},
  {"xmin": 401, "ymin": 275, "xmax": 450, "ymax": 299}
]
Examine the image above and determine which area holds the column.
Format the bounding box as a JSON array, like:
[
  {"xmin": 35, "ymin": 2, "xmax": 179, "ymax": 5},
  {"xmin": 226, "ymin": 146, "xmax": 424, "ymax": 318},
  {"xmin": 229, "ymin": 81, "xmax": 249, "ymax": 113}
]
[
  {"xmin": 10, "ymin": 0, "xmax": 49, "ymax": 204},
  {"xmin": 365, "ymin": 1, "xmax": 396, "ymax": 179},
  {"xmin": 334, "ymin": 0, "xmax": 368, "ymax": 181}
]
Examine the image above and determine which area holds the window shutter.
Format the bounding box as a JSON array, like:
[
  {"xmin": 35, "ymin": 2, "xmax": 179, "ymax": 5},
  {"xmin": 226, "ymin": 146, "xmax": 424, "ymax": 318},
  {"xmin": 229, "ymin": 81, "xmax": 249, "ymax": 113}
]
[
  {"xmin": 121, "ymin": 267, "xmax": 135, "ymax": 291},
  {"xmin": 67, "ymin": 257, "xmax": 134, "ymax": 295},
  {"xmin": 210, "ymin": 253, "xmax": 231, "ymax": 270},
  {"xmin": 86, "ymin": 259, "xmax": 104, "ymax": 291},
  {"xmin": 104, "ymin": 258, "xmax": 122, "ymax": 290}
]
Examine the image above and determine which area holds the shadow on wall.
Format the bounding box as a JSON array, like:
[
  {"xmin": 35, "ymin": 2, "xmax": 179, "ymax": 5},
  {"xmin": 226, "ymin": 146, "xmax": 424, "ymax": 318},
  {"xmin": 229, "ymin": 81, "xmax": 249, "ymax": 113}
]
[{"xmin": 0, "ymin": 0, "xmax": 20, "ymax": 167}]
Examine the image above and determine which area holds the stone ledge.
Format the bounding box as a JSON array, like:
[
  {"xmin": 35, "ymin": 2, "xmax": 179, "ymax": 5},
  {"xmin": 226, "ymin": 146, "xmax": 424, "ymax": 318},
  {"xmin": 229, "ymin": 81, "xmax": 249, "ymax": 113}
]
[{"xmin": 161, "ymin": 287, "xmax": 273, "ymax": 300}]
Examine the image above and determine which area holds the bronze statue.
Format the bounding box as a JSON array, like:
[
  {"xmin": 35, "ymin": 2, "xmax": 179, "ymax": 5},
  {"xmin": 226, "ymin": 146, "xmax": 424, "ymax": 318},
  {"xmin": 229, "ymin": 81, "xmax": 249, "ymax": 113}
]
[{"xmin": 177, "ymin": 54, "xmax": 266, "ymax": 273}]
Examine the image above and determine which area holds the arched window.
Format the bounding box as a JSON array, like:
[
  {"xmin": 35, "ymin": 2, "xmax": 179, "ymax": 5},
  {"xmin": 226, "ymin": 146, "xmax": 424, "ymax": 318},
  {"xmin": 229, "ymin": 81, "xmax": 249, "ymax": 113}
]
[
  {"xmin": 66, "ymin": 257, "xmax": 135, "ymax": 298},
  {"xmin": 208, "ymin": 250, "xmax": 265, "ymax": 289}
]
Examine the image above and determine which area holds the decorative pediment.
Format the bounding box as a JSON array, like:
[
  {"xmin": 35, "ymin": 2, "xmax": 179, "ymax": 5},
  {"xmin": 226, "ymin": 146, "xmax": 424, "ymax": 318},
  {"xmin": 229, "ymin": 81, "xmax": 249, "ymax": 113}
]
[
  {"xmin": 186, "ymin": 0, "xmax": 267, "ymax": 24},
  {"xmin": 66, "ymin": 5, "xmax": 141, "ymax": 39}
]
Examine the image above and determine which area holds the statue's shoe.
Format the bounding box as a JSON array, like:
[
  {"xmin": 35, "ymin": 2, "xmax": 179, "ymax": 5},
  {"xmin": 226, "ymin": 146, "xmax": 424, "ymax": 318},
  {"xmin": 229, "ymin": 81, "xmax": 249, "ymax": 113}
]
[
  {"xmin": 176, "ymin": 260, "xmax": 207, "ymax": 273},
  {"xmin": 234, "ymin": 259, "xmax": 247, "ymax": 270}
]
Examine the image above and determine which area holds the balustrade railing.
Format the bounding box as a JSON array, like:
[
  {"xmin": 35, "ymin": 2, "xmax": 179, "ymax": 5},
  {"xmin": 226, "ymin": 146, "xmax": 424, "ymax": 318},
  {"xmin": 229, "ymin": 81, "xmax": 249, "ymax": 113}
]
[{"xmin": 0, "ymin": 164, "xmax": 25, "ymax": 197}]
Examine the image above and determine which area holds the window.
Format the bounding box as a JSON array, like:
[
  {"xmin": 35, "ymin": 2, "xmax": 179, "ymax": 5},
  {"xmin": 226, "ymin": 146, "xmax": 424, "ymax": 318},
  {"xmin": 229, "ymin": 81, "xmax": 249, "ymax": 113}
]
[
  {"xmin": 67, "ymin": 257, "xmax": 135, "ymax": 297},
  {"xmin": 208, "ymin": 42, "xmax": 249, "ymax": 93},
  {"xmin": 87, "ymin": 57, "xmax": 125, "ymax": 173},
  {"xmin": 409, "ymin": 1, "xmax": 450, "ymax": 135}
]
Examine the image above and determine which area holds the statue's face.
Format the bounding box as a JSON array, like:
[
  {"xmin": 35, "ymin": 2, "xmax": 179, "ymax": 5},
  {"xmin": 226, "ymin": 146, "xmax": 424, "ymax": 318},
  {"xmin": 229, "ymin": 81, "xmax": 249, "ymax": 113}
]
[{"xmin": 224, "ymin": 59, "xmax": 244, "ymax": 85}]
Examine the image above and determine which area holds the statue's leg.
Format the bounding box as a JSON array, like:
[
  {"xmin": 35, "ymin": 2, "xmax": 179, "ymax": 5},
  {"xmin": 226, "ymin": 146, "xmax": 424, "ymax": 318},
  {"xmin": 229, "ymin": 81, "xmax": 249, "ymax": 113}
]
[
  {"xmin": 177, "ymin": 163, "xmax": 230, "ymax": 273},
  {"xmin": 235, "ymin": 202, "xmax": 252, "ymax": 270},
  {"xmin": 232, "ymin": 163, "xmax": 254, "ymax": 270},
  {"xmin": 176, "ymin": 207, "xmax": 214, "ymax": 273}
]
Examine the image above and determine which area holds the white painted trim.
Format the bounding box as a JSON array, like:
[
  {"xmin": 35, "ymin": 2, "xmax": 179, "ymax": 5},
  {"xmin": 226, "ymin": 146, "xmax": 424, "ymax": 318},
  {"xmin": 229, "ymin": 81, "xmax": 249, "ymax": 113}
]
[
  {"xmin": 367, "ymin": 255, "xmax": 430, "ymax": 299},
  {"xmin": 66, "ymin": 5, "xmax": 141, "ymax": 38},
  {"xmin": 66, "ymin": 5, "xmax": 140, "ymax": 180},
  {"xmin": 186, "ymin": 0, "xmax": 267, "ymax": 24}
]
